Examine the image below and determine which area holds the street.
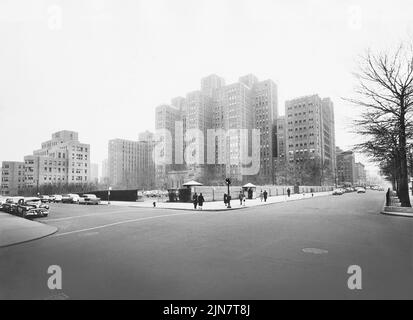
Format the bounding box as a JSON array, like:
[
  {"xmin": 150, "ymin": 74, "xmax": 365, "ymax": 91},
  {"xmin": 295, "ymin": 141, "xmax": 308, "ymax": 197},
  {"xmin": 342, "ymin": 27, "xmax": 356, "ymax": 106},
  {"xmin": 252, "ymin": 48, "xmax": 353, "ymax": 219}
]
[{"xmin": 0, "ymin": 191, "xmax": 412, "ymax": 300}]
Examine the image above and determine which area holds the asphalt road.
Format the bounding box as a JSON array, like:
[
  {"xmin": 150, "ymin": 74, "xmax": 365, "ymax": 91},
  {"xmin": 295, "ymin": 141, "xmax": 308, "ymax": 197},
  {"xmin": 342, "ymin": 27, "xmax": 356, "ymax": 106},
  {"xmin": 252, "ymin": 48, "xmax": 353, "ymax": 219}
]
[{"xmin": 0, "ymin": 191, "xmax": 412, "ymax": 300}]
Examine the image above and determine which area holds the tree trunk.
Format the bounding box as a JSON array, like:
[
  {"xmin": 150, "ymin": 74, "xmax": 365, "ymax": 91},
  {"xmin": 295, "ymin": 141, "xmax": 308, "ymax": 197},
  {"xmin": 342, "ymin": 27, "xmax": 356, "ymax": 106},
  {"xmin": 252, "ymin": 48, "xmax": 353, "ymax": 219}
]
[{"xmin": 398, "ymin": 112, "xmax": 412, "ymax": 207}]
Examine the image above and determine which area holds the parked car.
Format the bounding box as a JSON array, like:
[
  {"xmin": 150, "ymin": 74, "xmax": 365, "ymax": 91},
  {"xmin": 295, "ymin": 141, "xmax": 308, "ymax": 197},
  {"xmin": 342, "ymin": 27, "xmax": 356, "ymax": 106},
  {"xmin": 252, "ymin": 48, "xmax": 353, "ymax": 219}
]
[
  {"xmin": 0, "ymin": 196, "xmax": 8, "ymax": 211},
  {"xmin": 39, "ymin": 195, "xmax": 51, "ymax": 203},
  {"xmin": 332, "ymin": 188, "xmax": 344, "ymax": 195},
  {"xmin": 81, "ymin": 194, "xmax": 101, "ymax": 205},
  {"xmin": 15, "ymin": 197, "xmax": 49, "ymax": 219},
  {"xmin": 62, "ymin": 194, "xmax": 80, "ymax": 204},
  {"xmin": 52, "ymin": 195, "xmax": 63, "ymax": 203},
  {"xmin": 357, "ymin": 187, "xmax": 366, "ymax": 193},
  {"xmin": 2, "ymin": 197, "xmax": 24, "ymax": 214}
]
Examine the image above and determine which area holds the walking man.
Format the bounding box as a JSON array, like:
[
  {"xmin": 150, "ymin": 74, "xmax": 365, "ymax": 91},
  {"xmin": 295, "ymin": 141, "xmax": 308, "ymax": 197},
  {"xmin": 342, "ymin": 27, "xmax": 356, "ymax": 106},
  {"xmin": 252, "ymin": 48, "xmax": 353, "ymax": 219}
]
[
  {"xmin": 259, "ymin": 190, "xmax": 264, "ymax": 202},
  {"xmin": 193, "ymin": 192, "xmax": 198, "ymax": 210},
  {"xmin": 239, "ymin": 191, "xmax": 243, "ymax": 205},
  {"xmin": 263, "ymin": 190, "xmax": 268, "ymax": 202},
  {"xmin": 198, "ymin": 193, "xmax": 205, "ymax": 210},
  {"xmin": 287, "ymin": 188, "xmax": 291, "ymax": 198},
  {"xmin": 224, "ymin": 193, "xmax": 228, "ymax": 207}
]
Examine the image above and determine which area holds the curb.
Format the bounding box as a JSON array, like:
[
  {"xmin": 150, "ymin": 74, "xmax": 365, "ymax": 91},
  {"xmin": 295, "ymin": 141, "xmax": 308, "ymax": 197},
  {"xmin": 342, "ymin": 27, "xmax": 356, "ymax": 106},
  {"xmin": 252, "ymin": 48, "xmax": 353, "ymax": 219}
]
[
  {"xmin": 126, "ymin": 193, "xmax": 332, "ymax": 212},
  {"xmin": 0, "ymin": 214, "xmax": 58, "ymax": 248},
  {"xmin": 0, "ymin": 227, "xmax": 58, "ymax": 248},
  {"xmin": 127, "ymin": 205, "xmax": 248, "ymax": 212},
  {"xmin": 380, "ymin": 200, "xmax": 413, "ymax": 218}
]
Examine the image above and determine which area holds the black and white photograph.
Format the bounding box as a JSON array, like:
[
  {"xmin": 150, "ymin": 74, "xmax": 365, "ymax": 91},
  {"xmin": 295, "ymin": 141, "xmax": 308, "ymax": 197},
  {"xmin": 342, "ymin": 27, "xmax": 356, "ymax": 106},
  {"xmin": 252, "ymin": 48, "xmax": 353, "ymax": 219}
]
[{"xmin": 0, "ymin": 0, "xmax": 412, "ymax": 305}]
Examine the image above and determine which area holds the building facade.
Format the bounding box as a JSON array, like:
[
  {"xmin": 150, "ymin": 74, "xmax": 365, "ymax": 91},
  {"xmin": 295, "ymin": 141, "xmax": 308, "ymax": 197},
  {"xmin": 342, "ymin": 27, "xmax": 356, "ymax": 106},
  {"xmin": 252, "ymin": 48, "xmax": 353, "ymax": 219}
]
[
  {"xmin": 0, "ymin": 161, "xmax": 25, "ymax": 196},
  {"xmin": 155, "ymin": 74, "xmax": 280, "ymax": 188},
  {"xmin": 355, "ymin": 162, "xmax": 367, "ymax": 186},
  {"xmin": 108, "ymin": 133, "xmax": 155, "ymax": 190},
  {"xmin": 24, "ymin": 130, "xmax": 91, "ymax": 188},
  {"xmin": 285, "ymin": 95, "xmax": 336, "ymax": 185},
  {"xmin": 336, "ymin": 147, "xmax": 356, "ymax": 185}
]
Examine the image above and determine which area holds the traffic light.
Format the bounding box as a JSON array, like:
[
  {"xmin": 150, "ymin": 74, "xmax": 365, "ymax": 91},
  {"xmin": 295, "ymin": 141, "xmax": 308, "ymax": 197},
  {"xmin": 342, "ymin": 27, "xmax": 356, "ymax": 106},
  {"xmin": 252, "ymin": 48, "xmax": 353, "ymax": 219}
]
[{"xmin": 225, "ymin": 178, "xmax": 231, "ymax": 185}]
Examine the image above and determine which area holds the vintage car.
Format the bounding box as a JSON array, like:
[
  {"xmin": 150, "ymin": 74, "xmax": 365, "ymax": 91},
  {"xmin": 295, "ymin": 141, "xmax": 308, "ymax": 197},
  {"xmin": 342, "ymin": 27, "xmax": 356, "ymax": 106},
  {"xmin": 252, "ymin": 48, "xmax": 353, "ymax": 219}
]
[
  {"xmin": 52, "ymin": 195, "xmax": 63, "ymax": 203},
  {"xmin": 79, "ymin": 194, "xmax": 101, "ymax": 205},
  {"xmin": 62, "ymin": 194, "xmax": 80, "ymax": 204},
  {"xmin": 39, "ymin": 195, "xmax": 51, "ymax": 203},
  {"xmin": 356, "ymin": 187, "xmax": 366, "ymax": 194},
  {"xmin": 332, "ymin": 188, "xmax": 345, "ymax": 195},
  {"xmin": 2, "ymin": 197, "xmax": 24, "ymax": 214},
  {"xmin": 0, "ymin": 196, "xmax": 8, "ymax": 211},
  {"xmin": 15, "ymin": 197, "xmax": 49, "ymax": 219}
]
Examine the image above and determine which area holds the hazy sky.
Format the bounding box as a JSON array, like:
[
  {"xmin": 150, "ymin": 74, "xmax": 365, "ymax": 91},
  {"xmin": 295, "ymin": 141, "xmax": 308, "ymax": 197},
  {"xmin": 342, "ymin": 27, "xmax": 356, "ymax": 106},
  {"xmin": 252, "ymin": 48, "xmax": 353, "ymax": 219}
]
[{"xmin": 1, "ymin": 0, "xmax": 413, "ymax": 174}]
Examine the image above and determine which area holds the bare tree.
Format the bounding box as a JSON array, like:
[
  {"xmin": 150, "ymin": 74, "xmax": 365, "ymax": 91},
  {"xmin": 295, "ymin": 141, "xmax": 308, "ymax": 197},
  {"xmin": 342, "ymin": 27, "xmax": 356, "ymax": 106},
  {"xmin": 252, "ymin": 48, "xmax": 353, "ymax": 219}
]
[{"xmin": 348, "ymin": 44, "xmax": 413, "ymax": 207}]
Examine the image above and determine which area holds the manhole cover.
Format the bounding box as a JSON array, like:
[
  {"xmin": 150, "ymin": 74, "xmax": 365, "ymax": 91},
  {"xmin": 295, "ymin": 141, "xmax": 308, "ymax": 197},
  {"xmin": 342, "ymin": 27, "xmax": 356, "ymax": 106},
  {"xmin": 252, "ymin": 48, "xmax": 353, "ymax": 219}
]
[{"xmin": 302, "ymin": 248, "xmax": 328, "ymax": 255}]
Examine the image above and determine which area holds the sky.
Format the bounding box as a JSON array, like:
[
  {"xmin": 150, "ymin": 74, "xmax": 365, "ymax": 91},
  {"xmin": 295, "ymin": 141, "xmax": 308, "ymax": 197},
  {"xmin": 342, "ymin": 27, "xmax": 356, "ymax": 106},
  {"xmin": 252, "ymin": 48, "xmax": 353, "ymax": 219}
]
[{"xmin": 1, "ymin": 0, "xmax": 413, "ymax": 176}]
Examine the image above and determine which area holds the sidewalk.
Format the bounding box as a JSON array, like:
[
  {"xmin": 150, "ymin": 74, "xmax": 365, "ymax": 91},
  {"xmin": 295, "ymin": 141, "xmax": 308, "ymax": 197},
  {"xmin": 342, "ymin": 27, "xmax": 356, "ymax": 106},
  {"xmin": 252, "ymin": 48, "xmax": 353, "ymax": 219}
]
[
  {"xmin": 381, "ymin": 194, "xmax": 413, "ymax": 218},
  {"xmin": 104, "ymin": 191, "xmax": 332, "ymax": 211},
  {"xmin": 0, "ymin": 212, "xmax": 58, "ymax": 248}
]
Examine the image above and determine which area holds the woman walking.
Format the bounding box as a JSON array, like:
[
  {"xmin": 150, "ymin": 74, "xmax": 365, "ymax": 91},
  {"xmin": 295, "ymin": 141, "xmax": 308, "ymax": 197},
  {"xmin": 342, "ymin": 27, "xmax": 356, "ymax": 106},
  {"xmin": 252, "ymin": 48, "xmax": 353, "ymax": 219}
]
[{"xmin": 198, "ymin": 193, "xmax": 205, "ymax": 210}]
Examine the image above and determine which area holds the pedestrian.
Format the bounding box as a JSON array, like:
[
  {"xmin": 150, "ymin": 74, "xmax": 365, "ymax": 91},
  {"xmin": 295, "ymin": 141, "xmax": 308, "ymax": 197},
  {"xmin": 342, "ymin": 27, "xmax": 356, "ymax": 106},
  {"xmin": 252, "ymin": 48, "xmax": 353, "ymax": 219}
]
[
  {"xmin": 239, "ymin": 191, "xmax": 243, "ymax": 205},
  {"xmin": 386, "ymin": 188, "xmax": 391, "ymax": 206},
  {"xmin": 224, "ymin": 193, "xmax": 228, "ymax": 207},
  {"xmin": 287, "ymin": 188, "xmax": 291, "ymax": 198},
  {"xmin": 259, "ymin": 190, "xmax": 264, "ymax": 202},
  {"xmin": 198, "ymin": 193, "xmax": 205, "ymax": 210},
  {"xmin": 242, "ymin": 194, "xmax": 246, "ymax": 206},
  {"xmin": 263, "ymin": 190, "xmax": 268, "ymax": 202},
  {"xmin": 193, "ymin": 192, "xmax": 198, "ymax": 210}
]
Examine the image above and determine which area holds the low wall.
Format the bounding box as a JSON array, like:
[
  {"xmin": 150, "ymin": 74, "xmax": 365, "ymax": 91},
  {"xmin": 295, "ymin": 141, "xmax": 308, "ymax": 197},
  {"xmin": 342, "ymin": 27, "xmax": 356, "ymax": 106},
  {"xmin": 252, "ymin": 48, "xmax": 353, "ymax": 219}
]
[{"xmin": 190, "ymin": 185, "xmax": 334, "ymax": 202}]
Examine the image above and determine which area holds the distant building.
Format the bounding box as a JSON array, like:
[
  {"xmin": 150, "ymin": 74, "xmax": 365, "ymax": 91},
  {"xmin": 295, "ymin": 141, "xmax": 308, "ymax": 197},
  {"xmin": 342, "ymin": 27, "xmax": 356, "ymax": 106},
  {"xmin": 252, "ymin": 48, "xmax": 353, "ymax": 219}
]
[
  {"xmin": 155, "ymin": 104, "xmax": 181, "ymax": 188},
  {"xmin": 107, "ymin": 133, "xmax": 155, "ymax": 189},
  {"xmin": 355, "ymin": 162, "xmax": 367, "ymax": 186},
  {"xmin": 285, "ymin": 95, "xmax": 336, "ymax": 184},
  {"xmin": 91, "ymin": 163, "xmax": 99, "ymax": 184},
  {"xmin": 0, "ymin": 161, "xmax": 25, "ymax": 196},
  {"xmin": 153, "ymin": 74, "xmax": 287, "ymax": 188},
  {"xmin": 275, "ymin": 116, "xmax": 286, "ymax": 160},
  {"xmin": 24, "ymin": 130, "xmax": 91, "ymax": 189},
  {"xmin": 336, "ymin": 147, "xmax": 356, "ymax": 185},
  {"xmin": 100, "ymin": 158, "xmax": 108, "ymax": 184}
]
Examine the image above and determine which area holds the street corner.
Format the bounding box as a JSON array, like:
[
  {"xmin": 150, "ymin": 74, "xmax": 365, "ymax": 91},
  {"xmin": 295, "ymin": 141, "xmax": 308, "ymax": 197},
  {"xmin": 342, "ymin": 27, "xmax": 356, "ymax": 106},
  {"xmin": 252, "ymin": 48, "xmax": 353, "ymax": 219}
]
[{"xmin": 0, "ymin": 212, "xmax": 58, "ymax": 248}]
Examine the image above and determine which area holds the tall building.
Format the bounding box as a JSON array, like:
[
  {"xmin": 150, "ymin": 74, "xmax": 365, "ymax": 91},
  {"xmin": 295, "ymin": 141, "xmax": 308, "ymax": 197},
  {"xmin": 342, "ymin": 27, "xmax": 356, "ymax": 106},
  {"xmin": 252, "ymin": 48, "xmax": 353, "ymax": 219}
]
[
  {"xmin": 91, "ymin": 163, "xmax": 99, "ymax": 184},
  {"xmin": 0, "ymin": 161, "xmax": 25, "ymax": 196},
  {"xmin": 355, "ymin": 162, "xmax": 367, "ymax": 186},
  {"xmin": 100, "ymin": 158, "xmax": 108, "ymax": 184},
  {"xmin": 154, "ymin": 74, "xmax": 280, "ymax": 188},
  {"xmin": 155, "ymin": 104, "xmax": 182, "ymax": 188},
  {"xmin": 251, "ymin": 78, "xmax": 278, "ymax": 183},
  {"xmin": 336, "ymin": 147, "xmax": 356, "ymax": 185},
  {"xmin": 108, "ymin": 133, "xmax": 155, "ymax": 190},
  {"xmin": 285, "ymin": 95, "xmax": 336, "ymax": 184},
  {"xmin": 275, "ymin": 116, "xmax": 287, "ymax": 160},
  {"xmin": 24, "ymin": 130, "xmax": 91, "ymax": 188},
  {"xmin": 212, "ymin": 80, "xmax": 254, "ymax": 183}
]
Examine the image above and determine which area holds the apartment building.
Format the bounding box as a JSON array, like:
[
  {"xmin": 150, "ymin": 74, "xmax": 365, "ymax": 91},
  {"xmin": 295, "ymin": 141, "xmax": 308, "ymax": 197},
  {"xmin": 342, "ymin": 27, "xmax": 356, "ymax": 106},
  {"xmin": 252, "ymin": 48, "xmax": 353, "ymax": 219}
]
[
  {"xmin": 108, "ymin": 134, "xmax": 155, "ymax": 190},
  {"xmin": 336, "ymin": 147, "xmax": 356, "ymax": 185},
  {"xmin": 23, "ymin": 130, "xmax": 91, "ymax": 188},
  {"xmin": 155, "ymin": 104, "xmax": 182, "ymax": 188},
  {"xmin": 355, "ymin": 162, "xmax": 367, "ymax": 185},
  {"xmin": 153, "ymin": 74, "xmax": 281, "ymax": 187},
  {"xmin": 285, "ymin": 95, "xmax": 336, "ymax": 184},
  {"xmin": 0, "ymin": 161, "xmax": 25, "ymax": 196}
]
